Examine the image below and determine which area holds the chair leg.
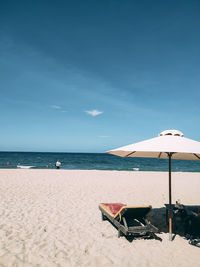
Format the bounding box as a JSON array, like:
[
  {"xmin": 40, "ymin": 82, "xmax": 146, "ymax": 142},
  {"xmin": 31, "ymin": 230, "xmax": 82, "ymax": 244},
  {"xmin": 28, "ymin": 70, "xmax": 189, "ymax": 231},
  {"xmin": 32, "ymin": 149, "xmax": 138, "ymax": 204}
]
[
  {"xmin": 101, "ymin": 213, "xmax": 107, "ymax": 221},
  {"xmin": 118, "ymin": 229, "xmax": 122, "ymax": 238}
]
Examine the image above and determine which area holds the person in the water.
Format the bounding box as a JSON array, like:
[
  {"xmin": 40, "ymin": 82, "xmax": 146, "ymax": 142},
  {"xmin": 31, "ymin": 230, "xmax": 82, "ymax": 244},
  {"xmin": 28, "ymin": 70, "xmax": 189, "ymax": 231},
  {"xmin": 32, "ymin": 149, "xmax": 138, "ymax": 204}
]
[{"xmin": 55, "ymin": 160, "xmax": 61, "ymax": 169}]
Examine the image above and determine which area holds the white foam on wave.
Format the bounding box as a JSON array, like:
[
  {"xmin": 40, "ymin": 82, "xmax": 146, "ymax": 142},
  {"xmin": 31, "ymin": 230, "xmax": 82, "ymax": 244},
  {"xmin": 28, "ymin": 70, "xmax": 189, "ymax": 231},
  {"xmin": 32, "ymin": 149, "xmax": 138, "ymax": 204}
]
[
  {"xmin": 17, "ymin": 165, "xmax": 35, "ymax": 169},
  {"xmin": 133, "ymin": 167, "xmax": 139, "ymax": 171}
]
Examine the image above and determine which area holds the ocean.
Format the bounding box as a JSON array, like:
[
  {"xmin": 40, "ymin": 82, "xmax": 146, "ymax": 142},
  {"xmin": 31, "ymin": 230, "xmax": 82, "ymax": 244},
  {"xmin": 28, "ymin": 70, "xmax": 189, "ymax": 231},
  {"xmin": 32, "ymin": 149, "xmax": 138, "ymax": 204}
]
[{"xmin": 0, "ymin": 151, "xmax": 200, "ymax": 172}]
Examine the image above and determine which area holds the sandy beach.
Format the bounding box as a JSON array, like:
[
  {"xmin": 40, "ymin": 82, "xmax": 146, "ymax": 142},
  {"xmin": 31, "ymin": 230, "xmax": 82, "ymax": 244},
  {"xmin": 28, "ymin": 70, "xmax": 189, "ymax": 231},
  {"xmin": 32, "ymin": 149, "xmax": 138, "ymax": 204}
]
[{"xmin": 0, "ymin": 169, "xmax": 199, "ymax": 267}]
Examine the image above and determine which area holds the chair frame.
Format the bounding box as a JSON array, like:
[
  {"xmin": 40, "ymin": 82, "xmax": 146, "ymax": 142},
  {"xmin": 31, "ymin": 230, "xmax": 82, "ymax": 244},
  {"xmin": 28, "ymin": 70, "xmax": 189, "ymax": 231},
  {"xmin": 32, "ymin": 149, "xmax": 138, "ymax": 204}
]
[{"xmin": 99, "ymin": 203, "xmax": 158, "ymax": 238}]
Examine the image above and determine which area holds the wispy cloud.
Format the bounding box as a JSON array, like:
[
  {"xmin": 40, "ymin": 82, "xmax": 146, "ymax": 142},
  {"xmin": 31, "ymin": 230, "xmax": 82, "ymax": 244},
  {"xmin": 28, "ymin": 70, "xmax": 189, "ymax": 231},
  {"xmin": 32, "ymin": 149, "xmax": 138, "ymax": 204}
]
[
  {"xmin": 50, "ymin": 105, "xmax": 68, "ymax": 113},
  {"xmin": 85, "ymin": 109, "xmax": 103, "ymax": 116},
  {"xmin": 51, "ymin": 105, "xmax": 61, "ymax": 109}
]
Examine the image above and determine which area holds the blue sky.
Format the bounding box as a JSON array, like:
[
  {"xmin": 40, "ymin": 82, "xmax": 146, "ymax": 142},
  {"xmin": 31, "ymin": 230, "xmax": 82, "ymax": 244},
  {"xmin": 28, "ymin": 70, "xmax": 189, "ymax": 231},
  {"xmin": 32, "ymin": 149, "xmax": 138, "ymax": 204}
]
[{"xmin": 0, "ymin": 0, "xmax": 200, "ymax": 152}]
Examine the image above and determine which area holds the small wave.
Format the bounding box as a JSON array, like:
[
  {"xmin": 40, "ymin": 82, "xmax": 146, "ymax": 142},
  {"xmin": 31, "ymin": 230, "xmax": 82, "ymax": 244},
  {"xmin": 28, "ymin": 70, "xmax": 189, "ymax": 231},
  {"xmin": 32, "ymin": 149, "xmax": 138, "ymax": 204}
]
[
  {"xmin": 133, "ymin": 167, "xmax": 139, "ymax": 171},
  {"xmin": 17, "ymin": 165, "xmax": 35, "ymax": 169}
]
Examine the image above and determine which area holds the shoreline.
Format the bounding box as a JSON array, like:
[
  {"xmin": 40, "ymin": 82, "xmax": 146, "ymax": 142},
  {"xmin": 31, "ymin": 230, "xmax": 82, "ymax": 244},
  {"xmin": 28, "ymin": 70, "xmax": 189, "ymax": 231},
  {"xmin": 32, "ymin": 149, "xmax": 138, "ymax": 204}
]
[{"xmin": 1, "ymin": 168, "xmax": 200, "ymax": 173}]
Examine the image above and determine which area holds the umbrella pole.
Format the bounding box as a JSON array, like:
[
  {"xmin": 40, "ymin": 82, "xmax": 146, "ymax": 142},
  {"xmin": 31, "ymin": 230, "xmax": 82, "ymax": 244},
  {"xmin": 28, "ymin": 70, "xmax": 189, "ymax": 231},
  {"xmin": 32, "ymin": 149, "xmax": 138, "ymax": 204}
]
[{"xmin": 168, "ymin": 153, "xmax": 173, "ymax": 241}]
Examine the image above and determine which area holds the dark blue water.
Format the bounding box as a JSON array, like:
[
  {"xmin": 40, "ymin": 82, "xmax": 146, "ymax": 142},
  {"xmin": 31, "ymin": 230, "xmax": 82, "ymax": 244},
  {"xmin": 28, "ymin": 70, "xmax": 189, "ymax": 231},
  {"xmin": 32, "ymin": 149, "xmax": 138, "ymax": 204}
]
[{"xmin": 0, "ymin": 152, "xmax": 200, "ymax": 172}]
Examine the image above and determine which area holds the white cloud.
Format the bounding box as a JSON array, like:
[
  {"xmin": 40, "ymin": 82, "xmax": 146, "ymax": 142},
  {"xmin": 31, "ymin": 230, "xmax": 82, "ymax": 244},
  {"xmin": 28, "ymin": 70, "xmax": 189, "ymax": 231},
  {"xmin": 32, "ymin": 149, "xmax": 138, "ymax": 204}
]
[
  {"xmin": 51, "ymin": 105, "xmax": 61, "ymax": 109},
  {"xmin": 85, "ymin": 109, "xmax": 103, "ymax": 116}
]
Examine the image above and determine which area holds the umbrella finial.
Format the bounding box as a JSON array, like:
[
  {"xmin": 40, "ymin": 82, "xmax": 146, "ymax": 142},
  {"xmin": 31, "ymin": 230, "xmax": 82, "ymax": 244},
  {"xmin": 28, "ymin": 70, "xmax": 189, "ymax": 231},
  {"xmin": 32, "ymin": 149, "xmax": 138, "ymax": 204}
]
[{"xmin": 159, "ymin": 130, "xmax": 184, "ymax": 137}]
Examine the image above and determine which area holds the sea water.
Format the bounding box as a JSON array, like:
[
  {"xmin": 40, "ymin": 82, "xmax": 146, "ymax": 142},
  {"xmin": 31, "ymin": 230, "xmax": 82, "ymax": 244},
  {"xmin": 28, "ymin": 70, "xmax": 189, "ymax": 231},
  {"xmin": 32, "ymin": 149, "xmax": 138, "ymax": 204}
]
[{"xmin": 0, "ymin": 151, "xmax": 200, "ymax": 172}]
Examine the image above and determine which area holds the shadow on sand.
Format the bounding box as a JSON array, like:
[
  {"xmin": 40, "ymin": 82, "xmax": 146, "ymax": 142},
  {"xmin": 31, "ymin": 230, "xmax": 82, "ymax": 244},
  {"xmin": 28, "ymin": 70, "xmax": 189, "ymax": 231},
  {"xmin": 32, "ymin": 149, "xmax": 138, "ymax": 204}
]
[
  {"xmin": 106, "ymin": 205, "xmax": 200, "ymax": 243},
  {"xmin": 149, "ymin": 205, "xmax": 200, "ymax": 242}
]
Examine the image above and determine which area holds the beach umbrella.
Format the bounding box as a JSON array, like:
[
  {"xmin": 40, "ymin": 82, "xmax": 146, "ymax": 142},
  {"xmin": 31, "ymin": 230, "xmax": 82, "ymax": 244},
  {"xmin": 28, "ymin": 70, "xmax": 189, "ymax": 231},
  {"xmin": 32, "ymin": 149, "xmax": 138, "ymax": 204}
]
[{"xmin": 106, "ymin": 129, "xmax": 200, "ymax": 241}]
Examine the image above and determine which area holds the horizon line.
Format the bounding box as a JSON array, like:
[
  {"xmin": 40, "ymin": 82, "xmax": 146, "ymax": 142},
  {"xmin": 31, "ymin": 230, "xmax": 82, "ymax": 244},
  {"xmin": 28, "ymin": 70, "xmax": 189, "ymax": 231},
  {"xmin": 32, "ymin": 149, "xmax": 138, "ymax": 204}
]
[{"xmin": 0, "ymin": 150, "xmax": 105, "ymax": 154}]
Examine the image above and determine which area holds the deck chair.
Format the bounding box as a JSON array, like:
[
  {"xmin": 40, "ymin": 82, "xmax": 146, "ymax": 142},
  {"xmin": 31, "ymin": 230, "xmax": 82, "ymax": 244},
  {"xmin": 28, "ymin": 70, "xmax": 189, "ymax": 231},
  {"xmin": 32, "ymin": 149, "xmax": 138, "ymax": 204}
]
[{"xmin": 99, "ymin": 203, "xmax": 159, "ymax": 239}]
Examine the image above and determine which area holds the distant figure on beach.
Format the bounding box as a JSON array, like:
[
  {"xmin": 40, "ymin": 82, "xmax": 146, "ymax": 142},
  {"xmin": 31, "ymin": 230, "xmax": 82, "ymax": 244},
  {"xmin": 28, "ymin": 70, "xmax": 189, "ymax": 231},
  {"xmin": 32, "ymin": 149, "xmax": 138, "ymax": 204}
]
[{"xmin": 55, "ymin": 160, "xmax": 61, "ymax": 169}]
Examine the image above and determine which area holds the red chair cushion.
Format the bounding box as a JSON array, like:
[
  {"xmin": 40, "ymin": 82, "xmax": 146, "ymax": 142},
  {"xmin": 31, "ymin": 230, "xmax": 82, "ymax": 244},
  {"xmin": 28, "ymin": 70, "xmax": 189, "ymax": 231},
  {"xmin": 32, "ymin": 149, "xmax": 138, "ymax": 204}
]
[{"xmin": 102, "ymin": 203, "xmax": 127, "ymax": 215}]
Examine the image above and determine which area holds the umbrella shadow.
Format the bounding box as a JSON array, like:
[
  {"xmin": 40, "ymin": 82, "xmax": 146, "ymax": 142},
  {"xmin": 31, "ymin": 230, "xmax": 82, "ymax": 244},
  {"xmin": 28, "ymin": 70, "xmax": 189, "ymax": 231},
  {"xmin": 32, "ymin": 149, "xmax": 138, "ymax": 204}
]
[
  {"xmin": 149, "ymin": 206, "xmax": 200, "ymax": 240},
  {"xmin": 149, "ymin": 207, "xmax": 170, "ymax": 234}
]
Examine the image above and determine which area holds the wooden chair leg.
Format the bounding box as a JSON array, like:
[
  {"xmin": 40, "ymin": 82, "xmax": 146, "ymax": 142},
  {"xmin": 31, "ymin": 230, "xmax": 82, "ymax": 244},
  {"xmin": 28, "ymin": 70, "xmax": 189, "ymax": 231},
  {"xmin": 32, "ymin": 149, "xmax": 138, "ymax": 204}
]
[
  {"xmin": 118, "ymin": 229, "xmax": 122, "ymax": 238},
  {"xmin": 101, "ymin": 213, "xmax": 107, "ymax": 221}
]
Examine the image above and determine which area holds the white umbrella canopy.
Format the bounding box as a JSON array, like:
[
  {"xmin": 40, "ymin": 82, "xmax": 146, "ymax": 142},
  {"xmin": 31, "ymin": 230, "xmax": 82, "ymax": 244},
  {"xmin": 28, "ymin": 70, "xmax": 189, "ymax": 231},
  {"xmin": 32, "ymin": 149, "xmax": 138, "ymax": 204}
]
[
  {"xmin": 107, "ymin": 130, "xmax": 200, "ymax": 160},
  {"xmin": 106, "ymin": 130, "xmax": 200, "ymax": 241}
]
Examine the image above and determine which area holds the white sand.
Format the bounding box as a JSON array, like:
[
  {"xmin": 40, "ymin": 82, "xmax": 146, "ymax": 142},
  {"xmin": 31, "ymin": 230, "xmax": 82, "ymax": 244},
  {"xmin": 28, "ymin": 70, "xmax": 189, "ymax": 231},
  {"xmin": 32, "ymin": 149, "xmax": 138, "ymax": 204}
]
[{"xmin": 0, "ymin": 169, "xmax": 199, "ymax": 267}]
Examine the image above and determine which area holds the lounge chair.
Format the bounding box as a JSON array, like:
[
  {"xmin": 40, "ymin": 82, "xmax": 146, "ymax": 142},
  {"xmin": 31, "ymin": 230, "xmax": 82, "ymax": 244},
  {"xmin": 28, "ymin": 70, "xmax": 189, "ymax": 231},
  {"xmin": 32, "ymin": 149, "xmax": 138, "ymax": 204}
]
[{"xmin": 99, "ymin": 203, "xmax": 159, "ymax": 239}]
